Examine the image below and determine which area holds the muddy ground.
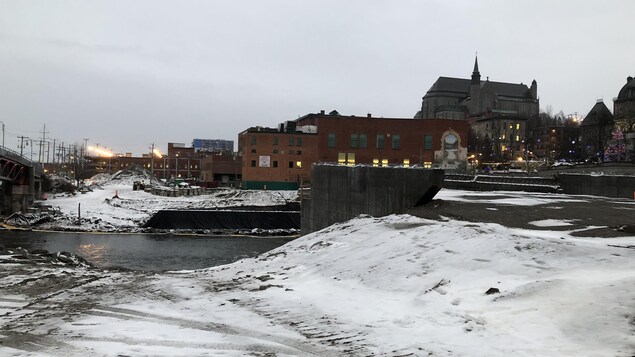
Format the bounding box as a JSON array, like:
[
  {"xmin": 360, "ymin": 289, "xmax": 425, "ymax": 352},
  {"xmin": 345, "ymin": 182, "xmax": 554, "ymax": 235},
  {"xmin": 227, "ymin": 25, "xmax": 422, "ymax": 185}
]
[{"xmin": 409, "ymin": 192, "xmax": 635, "ymax": 238}]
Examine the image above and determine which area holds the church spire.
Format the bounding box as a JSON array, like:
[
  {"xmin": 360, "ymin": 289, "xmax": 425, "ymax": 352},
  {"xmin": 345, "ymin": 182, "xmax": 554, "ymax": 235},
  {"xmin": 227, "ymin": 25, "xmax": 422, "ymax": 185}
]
[{"xmin": 471, "ymin": 55, "xmax": 481, "ymax": 85}]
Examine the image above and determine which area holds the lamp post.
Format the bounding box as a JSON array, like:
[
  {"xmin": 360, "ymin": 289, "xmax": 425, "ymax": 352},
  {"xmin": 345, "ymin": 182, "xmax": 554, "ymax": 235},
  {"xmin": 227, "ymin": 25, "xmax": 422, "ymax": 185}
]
[
  {"xmin": 0, "ymin": 121, "xmax": 4, "ymax": 149},
  {"xmin": 150, "ymin": 143, "xmax": 155, "ymax": 187}
]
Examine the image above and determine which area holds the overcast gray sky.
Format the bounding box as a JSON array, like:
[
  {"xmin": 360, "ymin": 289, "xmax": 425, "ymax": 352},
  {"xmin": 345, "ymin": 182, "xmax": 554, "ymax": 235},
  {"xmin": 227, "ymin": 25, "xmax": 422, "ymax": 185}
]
[{"xmin": 1, "ymin": 0, "xmax": 634, "ymax": 156}]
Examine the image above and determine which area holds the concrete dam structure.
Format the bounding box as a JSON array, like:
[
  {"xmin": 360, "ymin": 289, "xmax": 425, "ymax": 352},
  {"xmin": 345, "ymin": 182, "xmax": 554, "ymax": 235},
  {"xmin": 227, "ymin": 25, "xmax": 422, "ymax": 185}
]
[{"xmin": 301, "ymin": 165, "xmax": 444, "ymax": 234}]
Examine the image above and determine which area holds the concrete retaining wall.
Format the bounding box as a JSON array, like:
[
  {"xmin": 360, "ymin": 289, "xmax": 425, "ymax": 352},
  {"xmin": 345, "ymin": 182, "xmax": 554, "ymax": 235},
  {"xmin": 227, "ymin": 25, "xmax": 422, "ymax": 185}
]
[
  {"xmin": 558, "ymin": 174, "xmax": 635, "ymax": 199},
  {"xmin": 301, "ymin": 165, "xmax": 444, "ymax": 234}
]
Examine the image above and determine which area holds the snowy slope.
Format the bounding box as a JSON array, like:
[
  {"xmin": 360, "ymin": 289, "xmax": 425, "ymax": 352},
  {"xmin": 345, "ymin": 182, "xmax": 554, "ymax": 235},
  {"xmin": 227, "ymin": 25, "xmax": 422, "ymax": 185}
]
[
  {"xmin": 35, "ymin": 183, "xmax": 298, "ymax": 232},
  {"xmin": 2, "ymin": 210, "xmax": 633, "ymax": 356}
]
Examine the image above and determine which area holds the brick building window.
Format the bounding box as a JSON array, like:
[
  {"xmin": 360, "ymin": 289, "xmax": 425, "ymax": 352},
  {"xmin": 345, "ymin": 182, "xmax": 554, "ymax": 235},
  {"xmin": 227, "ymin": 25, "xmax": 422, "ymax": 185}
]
[
  {"xmin": 338, "ymin": 153, "xmax": 346, "ymax": 165},
  {"xmin": 288, "ymin": 161, "xmax": 293, "ymax": 168},
  {"xmin": 392, "ymin": 134, "xmax": 400, "ymax": 149},
  {"xmin": 350, "ymin": 133, "xmax": 358, "ymax": 148},
  {"xmin": 250, "ymin": 160, "xmax": 256, "ymax": 167},
  {"xmin": 273, "ymin": 161, "xmax": 278, "ymax": 168},
  {"xmin": 289, "ymin": 137, "xmax": 294, "ymax": 146},
  {"xmin": 424, "ymin": 135, "xmax": 433, "ymax": 150},
  {"xmin": 273, "ymin": 137, "xmax": 279, "ymax": 146},
  {"xmin": 328, "ymin": 133, "xmax": 336, "ymax": 148},
  {"xmin": 347, "ymin": 153, "xmax": 355, "ymax": 165},
  {"xmin": 360, "ymin": 134, "xmax": 367, "ymax": 148},
  {"xmin": 251, "ymin": 149, "xmax": 256, "ymax": 153},
  {"xmin": 297, "ymin": 137, "xmax": 302, "ymax": 147},
  {"xmin": 376, "ymin": 134, "xmax": 384, "ymax": 149},
  {"xmin": 251, "ymin": 136, "xmax": 257, "ymax": 145}
]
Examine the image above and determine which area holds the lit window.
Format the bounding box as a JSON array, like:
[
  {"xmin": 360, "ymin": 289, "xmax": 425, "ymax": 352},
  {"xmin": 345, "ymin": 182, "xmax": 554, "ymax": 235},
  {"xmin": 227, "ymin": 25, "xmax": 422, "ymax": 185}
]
[
  {"xmin": 347, "ymin": 153, "xmax": 355, "ymax": 165},
  {"xmin": 516, "ymin": 135, "xmax": 520, "ymax": 142},
  {"xmin": 338, "ymin": 153, "xmax": 346, "ymax": 165},
  {"xmin": 516, "ymin": 123, "xmax": 520, "ymax": 130},
  {"xmin": 501, "ymin": 145, "xmax": 507, "ymax": 151},
  {"xmin": 403, "ymin": 159, "xmax": 410, "ymax": 167},
  {"xmin": 372, "ymin": 158, "xmax": 379, "ymax": 167},
  {"xmin": 381, "ymin": 159, "xmax": 388, "ymax": 167},
  {"xmin": 296, "ymin": 161, "xmax": 302, "ymax": 168},
  {"xmin": 424, "ymin": 161, "xmax": 432, "ymax": 169},
  {"xmin": 502, "ymin": 133, "xmax": 506, "ymax": 140}
]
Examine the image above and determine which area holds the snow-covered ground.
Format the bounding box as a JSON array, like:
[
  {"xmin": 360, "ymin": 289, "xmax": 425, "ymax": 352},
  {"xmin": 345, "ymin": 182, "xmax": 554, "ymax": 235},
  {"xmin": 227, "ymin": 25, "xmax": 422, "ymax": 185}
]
[
  {"xmin": 1, "ymin": 188, "xmax": 634, "ymax": 356},
  {"xmin": 26, "ymin": 176, "xmax": 298, "ymax": 232}
]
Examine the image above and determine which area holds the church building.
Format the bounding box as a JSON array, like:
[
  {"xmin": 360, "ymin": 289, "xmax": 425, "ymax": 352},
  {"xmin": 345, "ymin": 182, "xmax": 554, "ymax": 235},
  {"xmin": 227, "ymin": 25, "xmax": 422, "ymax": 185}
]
[{"xmin": 417, "ymin": 57, "xmax": 539, "ymax": 161}]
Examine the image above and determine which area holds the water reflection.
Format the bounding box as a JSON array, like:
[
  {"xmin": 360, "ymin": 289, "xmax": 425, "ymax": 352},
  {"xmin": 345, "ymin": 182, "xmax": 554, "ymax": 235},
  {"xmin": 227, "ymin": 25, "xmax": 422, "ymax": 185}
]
[
  {"xmin": 0, "ymin": 231, "xmax": 293, "ymax": 272},
  {"xmin": 76, "ymin": 243, "xmax": 108, "ymax": 265}
]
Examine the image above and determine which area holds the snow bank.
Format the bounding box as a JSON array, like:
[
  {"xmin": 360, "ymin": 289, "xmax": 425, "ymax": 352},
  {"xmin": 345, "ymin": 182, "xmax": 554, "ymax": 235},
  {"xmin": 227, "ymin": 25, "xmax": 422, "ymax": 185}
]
[
  {"xmin": 193, "ymin": 214, "xmax": 635, "ymax": 356},
  {"xmin": 1, "ymin": 213, "xmax": 634, "ymax": 355},
  {"xmin": 33, "ymin": 184, "xmax": 298, "ymax": 232}
]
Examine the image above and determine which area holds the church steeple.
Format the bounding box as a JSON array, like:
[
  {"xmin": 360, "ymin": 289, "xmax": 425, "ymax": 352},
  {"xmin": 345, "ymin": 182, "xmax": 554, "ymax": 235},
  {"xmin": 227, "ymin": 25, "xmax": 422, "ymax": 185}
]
[{"xmin": 471, "ymin": 55, "xmax": 481, "ymax": 85}]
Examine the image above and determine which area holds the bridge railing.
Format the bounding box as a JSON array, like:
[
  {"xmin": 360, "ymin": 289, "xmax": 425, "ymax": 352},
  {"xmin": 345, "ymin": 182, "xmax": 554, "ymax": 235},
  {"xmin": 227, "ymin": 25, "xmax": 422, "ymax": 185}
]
[{"xmin": 0, "ymin": 146, "xmax": 44, "ymax": 175}]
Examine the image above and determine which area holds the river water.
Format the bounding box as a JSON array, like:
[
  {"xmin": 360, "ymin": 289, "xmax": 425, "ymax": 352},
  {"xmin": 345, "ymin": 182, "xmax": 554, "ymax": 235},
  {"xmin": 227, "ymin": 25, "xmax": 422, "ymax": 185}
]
[{"xmin": 0, "ymin": 231, "xmax": 293, "ymax": 272}]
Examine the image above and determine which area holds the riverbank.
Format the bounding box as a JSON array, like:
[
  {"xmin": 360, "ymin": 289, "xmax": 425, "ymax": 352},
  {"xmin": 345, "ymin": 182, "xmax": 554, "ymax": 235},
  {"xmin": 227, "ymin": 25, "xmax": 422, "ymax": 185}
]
[
  {"xmin": 3, "ymin": 175, "xmax": 299, "ymax": 234},
  {"xmin": 2, "ymin": 190, "xmax": 634, "ymax": 355}
]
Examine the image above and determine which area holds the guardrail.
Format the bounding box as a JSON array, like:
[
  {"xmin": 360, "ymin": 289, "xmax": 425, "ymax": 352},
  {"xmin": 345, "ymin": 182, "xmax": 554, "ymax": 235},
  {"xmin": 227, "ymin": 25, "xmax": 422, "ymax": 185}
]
[{"xmin": 0, "ymin": 147, "xmax": 44, "ymax": 175}]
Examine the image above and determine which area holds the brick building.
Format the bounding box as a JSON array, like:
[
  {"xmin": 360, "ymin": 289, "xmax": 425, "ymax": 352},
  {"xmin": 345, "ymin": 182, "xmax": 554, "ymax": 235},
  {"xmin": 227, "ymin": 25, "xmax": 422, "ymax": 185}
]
[
  {"xmin": 238, "ymin": 123, "xmax": 319, "ymax": 190},
  {"xmin": 199, "ymin": 152, "xmax": 242, "ymax": 186},
  {"xmin": 529, "ymin": 126, "xmax": 581, "ymax": 162},
  {"xmin": 239, "ymin": 111, "xmax": 468, "ymax": 189}
]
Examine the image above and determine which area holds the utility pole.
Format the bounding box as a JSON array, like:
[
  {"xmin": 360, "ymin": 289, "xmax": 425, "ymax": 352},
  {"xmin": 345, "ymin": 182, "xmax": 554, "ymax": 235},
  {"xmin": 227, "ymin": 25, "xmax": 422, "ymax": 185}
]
[
  {"xmin": 18, "ymin": 136, "xmax": 28, "ymax": 156},
  {"xmin": 52, "ymin": 139, "xmax": 56, "ymax": 173},
  {"xmin": 39, "ymin": 124, "xmax": 48, "ymax": 163},
  {"xmin": 0, "ymin": 121, "xmax": 4, "ymax": 149}
]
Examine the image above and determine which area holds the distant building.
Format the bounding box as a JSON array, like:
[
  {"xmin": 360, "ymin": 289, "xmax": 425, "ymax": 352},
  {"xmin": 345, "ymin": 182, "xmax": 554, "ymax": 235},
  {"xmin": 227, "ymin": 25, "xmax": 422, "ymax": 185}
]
[
  {"xmin": 238, "ymin": 124, "xmax": 318, "ymax": 190},
  {"xmin": 613, "ymin": 76, "xmax": 635, "ymax": 158},
  {"xmin": 199, "ymin": 152, "xmax": 242, "ymax": 186},
  {"xmin": 239, "ymin": 111, "xmax": 468, "ymax": 190},
  {"xmin": 418, "ymin": 57, "xmax": 539, "ymax": 161},
  {"xmin": 580, "ymin": 101, "xmax": 615, "ymax": 160},
  {"xmin": 530, "ymin": 126, "xmax": 581, "ymax": 162},
  {"xmin": 192, "ymin": 139, "xmax": 234, "ymax": 152},
  {"xmin": 163, "ymin": 143, "xmax": 202, "ymax": 180}
]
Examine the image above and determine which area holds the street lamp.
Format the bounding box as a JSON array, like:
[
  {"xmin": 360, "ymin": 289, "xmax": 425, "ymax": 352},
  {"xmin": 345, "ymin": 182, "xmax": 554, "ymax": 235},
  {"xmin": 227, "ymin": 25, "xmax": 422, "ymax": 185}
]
[{"xmin": 150, "ymin": 144, "xmax": 162, "ymax": 187}]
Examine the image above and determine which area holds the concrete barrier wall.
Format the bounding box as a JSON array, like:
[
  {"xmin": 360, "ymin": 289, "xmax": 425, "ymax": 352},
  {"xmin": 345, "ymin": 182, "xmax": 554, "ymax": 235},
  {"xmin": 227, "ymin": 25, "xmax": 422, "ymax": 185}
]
[
  {"xmin": 301, "ymin": 165, "xmax": 444, "ymax": 234},
  {"xmin": 559, "ymin": 174, "xmax": 635, "ymax": 199}
]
